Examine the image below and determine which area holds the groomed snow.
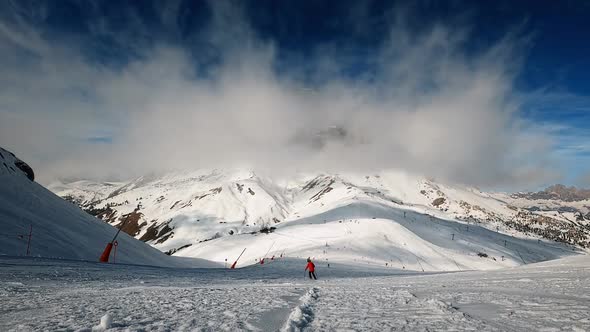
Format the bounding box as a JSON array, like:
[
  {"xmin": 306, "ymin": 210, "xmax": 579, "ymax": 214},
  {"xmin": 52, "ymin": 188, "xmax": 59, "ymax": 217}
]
[
  {"xmin": 185, "ymin": 201, "xmax": 582, "ymax": 271},
  {"xmin": 0, "ymin": 255, "xmax": 588, "ymax": 331}
]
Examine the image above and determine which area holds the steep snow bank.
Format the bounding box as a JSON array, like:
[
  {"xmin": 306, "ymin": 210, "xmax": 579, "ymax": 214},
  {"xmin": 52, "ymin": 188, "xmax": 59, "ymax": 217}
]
[{"xmin": 0, "ymin": 147, "xmax": 217, "ymax": 268}]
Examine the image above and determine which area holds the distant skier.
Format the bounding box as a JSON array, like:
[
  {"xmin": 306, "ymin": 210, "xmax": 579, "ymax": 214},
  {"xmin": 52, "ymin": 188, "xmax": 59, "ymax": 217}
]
[{"xmin": 305, "ymin": 258, "xmax": 317, "ymax": 280}]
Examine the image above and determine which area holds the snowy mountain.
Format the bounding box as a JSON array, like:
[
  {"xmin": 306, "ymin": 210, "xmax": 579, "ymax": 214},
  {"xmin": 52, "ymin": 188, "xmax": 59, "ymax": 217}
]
[
  {"xmin": 49, "ymin": 169, "xmax": 589, "ymax": 270},
  {"xmin": 0, "ymin": 147, "xmax": 217, "ymax": 267}
]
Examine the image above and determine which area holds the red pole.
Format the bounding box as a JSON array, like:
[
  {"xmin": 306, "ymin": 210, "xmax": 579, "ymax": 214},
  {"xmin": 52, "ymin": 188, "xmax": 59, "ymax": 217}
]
[{"xmin": 26, "ymin": 224, "xmax": 32, "ymax": 256}]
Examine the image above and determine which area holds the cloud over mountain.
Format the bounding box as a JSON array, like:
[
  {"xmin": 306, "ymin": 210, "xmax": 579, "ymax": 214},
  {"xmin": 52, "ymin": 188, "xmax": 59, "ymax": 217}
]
[{"xmin": 0, "ymin": 1, "xmax": 560, "ymax": 188}]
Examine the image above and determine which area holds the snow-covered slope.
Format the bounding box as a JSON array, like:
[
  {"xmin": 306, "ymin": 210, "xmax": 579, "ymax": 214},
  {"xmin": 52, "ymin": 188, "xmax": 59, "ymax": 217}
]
[
  {"xmin": 0, "ymin": 147, "xmax": 217, "ymax": 267},
  {"xmin": 2, "ymin": 253, "xmax": 589, "ymax": 331},
  {"xmin": 47, "ymin": 180, "xmax": 125, "ymax": 206},
  {"xmin": 50, "ymin": 168, "xmax": 588, "ymax": 270}
]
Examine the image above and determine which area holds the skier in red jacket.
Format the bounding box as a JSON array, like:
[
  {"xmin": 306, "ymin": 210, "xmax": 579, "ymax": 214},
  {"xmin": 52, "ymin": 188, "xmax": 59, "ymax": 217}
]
[{"xmin": 305, "ymin": 258, "xmax": 317, "ymax": 280}]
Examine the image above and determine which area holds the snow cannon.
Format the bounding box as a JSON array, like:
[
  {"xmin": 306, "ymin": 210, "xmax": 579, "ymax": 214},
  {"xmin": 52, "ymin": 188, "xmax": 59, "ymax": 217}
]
[
  {"xmin": 100, "ymin": 218, "xmax": 128, "ymax": 263},
  {"xmin": 230, "ymin": 248, "xmax": 247, "ymax": 269},
  {"xmin": 99, "ymin": 242, "xmax": 114, "ymax": 262}
]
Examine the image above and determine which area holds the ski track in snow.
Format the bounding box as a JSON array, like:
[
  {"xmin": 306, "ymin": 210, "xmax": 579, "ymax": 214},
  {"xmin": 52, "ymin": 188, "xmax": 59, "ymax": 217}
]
[
  {"xmin": 282, "ymin": 287, "xmax": 319, "ymax": 332},
  {"xmin": 1, "ymin": 256, "xmax": 589, "ymax": 331}
]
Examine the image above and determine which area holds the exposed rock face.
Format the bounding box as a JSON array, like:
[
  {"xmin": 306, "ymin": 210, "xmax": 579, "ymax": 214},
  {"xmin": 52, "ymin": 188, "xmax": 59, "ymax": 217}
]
[
  {"xmin": 432, "ymin": 197, "xmax": 446, "ymax": 207},
  {"xmin": 0, "ymin": 148, "xmax": 34, "ymax": 181},
  {"xmin": 14, "ymin": 160, "xmax": 34, "ymax": 181},
  {"xmin": 513, "ymin": 184, "xmax": 590, "ymax": 202},
  {"xmin": 118, "ymin": 210, "xmax": 145, "ymax": 236},
  {"xmin": 292, "ymin": 126, "xmax": 358, "ymax": 150},
  {"xmin": 140, "ymin": 220, "xmax": 174, "ymax": 243},
  {"xmin": 506, "ymin": 211, "xmax": 590, "ymax": 247},
  {"xmin": 311, "ymin": 126, "xmax": 349, "ymax": 149}
]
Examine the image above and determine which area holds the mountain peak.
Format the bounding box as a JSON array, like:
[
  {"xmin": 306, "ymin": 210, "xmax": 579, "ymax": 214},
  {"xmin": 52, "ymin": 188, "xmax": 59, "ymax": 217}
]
[{"xmin": 513, "ymin": 184, "xmax": 590, "ymax": 202}]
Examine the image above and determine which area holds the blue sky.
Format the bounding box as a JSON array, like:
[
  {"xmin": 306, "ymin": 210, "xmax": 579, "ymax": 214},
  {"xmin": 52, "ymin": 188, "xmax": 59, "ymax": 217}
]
[{"xmin": 0, "ymin": 0, "xmax": 589, "ymax": 189}]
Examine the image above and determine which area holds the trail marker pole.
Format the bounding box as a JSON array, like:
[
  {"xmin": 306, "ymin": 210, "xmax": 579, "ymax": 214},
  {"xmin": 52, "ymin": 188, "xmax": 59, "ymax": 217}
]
[
  {"xmin": 416, "ymin": 256, "xmax": 425, "ymax": 272},
  {"xmin": 112, "ymin": 241, "xmax": 118, "ymax": 263},
  {"xmin": 26, "ymin": 224, "xmax": 32, "ymax": 256}
]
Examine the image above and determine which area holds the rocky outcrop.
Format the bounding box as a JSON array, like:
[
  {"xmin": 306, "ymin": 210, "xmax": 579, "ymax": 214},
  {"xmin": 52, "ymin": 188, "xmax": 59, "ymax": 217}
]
[
  {"xmin": 513, "ymin": 184, "xmax": 590, "ymax": 202},
  {"xmin": 14, "ymin": 160, "xmax": 34, "ymax": 181},
  {"xmin": 507, "ymin": 211, "xmax": 590, "ymax": 248},
  {"xmin": 432, "ymin": 197, "xmax": 446, "ymax": 207},
  {"xmin": 0, "ymin": 148, "xmax": 34, "ymax": 181}
]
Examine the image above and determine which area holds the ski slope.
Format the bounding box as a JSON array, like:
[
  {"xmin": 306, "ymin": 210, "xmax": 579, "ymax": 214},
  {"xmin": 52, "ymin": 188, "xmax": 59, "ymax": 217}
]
[
  {"xmin": 0, "ymin": 147, "xmax": 217, "ymax": 268},
  {"xmin": 50, "ymin": 169, "xmax": 586, "ymax": 271},
  {"xmin": 0, "ymin": 254, "xmax": 588, "ymax": 331},
  {"xmin": 187, "ymin": 200, "xmax": 580, "ymax": 271}
]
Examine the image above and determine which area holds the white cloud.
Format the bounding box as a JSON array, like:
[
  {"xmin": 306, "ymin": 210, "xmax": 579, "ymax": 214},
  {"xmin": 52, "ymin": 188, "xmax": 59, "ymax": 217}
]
[{"xmin": 0, "ymin": 2, "xmax": 562, "ymax": 188}]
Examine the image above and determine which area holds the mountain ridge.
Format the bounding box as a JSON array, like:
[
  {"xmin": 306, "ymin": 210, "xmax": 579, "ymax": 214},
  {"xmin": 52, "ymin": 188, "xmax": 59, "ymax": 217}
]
[
  {"xmin": 512, "ymin": 184, "xmax": 590, "ymax": 202},
  {"xmin": 49, "ymin": 169, "xmax": 590, "ymax": 270}
]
